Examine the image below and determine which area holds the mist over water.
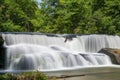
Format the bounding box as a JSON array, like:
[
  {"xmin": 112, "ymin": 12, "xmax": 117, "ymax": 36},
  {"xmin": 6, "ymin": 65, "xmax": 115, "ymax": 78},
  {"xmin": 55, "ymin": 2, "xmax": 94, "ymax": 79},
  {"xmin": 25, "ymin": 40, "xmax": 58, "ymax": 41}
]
[{"xmin": 2, "ymin": 33, "xmax": 120, "ymax": 70}]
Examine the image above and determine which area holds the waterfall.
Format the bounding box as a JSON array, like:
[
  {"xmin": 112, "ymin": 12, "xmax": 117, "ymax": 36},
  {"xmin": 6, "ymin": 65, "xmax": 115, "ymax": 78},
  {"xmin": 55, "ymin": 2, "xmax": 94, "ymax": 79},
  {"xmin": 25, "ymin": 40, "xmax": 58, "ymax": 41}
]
[{"xmin": 2, "ymin": 33, "xmax": 120, "ymax": 70}]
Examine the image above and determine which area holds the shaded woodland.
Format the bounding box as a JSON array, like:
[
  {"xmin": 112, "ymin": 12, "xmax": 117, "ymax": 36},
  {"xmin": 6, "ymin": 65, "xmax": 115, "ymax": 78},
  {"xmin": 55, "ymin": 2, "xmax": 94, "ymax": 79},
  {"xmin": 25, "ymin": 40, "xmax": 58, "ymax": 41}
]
[{"xmin": 0, "ymin": 0, "xmax": 120, "ymax": 35}]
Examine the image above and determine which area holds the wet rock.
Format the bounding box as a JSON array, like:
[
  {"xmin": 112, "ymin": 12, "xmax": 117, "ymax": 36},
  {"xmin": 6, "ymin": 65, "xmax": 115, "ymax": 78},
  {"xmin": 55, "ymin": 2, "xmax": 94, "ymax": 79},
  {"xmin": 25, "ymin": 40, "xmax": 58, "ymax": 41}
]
[
  {"xmin": 0, "ymin": 34, "xmax": 4, "ymax": 46},
  {"xmin": 0, "ymin": 46, "xmax": 6, "ymax": 69},
  {"xmin": 98, "ymin": 48, "xmax": 120, "ymax": 64}
]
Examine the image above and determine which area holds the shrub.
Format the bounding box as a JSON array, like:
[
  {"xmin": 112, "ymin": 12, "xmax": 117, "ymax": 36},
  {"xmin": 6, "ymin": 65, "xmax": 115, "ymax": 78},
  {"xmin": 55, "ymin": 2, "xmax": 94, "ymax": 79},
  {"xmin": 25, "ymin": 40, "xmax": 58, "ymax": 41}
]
[{"xmin": 0, "ymin": 71, "xmax": 48, "ymax": 80}]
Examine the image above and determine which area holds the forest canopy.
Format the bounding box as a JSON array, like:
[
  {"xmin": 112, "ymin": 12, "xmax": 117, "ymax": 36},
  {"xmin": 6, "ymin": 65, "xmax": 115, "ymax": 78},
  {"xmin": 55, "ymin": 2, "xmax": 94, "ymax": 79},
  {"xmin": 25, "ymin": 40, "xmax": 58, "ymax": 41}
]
[{"xmin": 0, "ymin": 0, "xmax": 120, "ymax": 35}]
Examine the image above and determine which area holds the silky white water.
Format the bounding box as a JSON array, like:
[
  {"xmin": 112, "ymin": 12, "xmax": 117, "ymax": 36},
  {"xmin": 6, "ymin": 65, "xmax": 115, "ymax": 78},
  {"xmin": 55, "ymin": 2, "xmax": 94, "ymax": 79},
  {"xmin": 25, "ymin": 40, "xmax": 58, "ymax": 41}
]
[{"xmin": 2, "ymin": 33, "xmax": 120, "ymax": 70}]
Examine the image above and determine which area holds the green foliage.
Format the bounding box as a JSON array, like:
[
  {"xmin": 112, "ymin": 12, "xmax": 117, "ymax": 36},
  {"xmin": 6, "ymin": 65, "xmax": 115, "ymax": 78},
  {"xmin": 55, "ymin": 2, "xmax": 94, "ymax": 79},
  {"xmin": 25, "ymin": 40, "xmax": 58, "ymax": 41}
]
[
  {"xmin": 1, "ymin": 20, "xmax": 23, "ymax": 32},
  {"xmin": 38, "ymin": 0, "xmax": 120, "ymax": 34},
  {"xmin": 0, "ymin": 71, "xmax": 48, "ymax": 80},
  {"xmin": 0, "ymin": 0, "xmax": 39, "ymax": 32},
  {"xmin": 1, "ymin": 0, "xmax": 120, "ymax": 34},
  {"xmin": 0, "ymin": 74, "xmax": 13, "ymax": 80}
]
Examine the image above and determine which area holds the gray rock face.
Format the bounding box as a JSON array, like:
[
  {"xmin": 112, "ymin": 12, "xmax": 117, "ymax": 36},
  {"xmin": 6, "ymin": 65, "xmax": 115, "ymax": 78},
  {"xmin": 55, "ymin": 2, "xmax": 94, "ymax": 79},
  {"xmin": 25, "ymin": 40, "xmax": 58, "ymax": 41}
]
[
  {"xmin": 0, "ymin": 46, "xmax": 6, "ymax": 69},
  {"xmin": 0, "ymin": 34, "xmax": 5, "ymax": 69},
  {"xmin": 98, "ymin": 48, "xmax": 120, "ymax": 64},
  {"xmin": 0, "ymin": 35, "xmax": 4, "ymax": 46}
]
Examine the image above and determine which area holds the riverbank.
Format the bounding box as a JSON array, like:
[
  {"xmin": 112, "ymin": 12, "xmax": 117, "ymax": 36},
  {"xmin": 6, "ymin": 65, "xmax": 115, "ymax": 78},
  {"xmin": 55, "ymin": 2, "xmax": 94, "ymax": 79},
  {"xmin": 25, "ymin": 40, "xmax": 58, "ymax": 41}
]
[{"xmin": 0, "ymin": 69, "xmax": 120, "ymax": 80}]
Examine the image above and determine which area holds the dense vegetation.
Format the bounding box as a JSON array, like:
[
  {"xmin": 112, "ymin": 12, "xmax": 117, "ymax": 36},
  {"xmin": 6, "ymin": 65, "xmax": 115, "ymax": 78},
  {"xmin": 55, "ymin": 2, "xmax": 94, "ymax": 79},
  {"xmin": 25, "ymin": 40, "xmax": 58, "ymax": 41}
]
[
  {"xmin": 0, "ymin": 72, "xmax": 51, "ymax": 80},
  {"xmin": 0, "ymin": 0, "xmax": 120, "ymax": 35}
]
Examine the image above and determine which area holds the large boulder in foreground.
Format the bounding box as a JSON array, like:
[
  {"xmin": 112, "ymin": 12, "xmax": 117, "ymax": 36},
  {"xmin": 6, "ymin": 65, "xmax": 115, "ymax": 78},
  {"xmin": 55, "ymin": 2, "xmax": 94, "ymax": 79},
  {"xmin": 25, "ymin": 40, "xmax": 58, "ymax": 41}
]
[{"xmin": 98, "ymin": 48, "xmax": 120, "ymax": 64}]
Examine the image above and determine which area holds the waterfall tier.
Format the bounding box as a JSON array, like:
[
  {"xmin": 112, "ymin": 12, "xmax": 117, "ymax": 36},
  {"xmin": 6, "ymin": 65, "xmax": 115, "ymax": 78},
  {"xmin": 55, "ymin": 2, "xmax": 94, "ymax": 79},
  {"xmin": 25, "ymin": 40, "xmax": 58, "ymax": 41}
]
[{"xmin": 1, "ymin": 33, "xmax": 120, "ymax": 70}]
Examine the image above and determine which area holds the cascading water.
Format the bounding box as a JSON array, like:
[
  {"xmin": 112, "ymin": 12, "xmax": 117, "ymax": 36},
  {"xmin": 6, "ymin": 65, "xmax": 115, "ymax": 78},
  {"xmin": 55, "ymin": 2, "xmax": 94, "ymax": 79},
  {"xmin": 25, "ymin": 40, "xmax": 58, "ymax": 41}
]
[{"xmin": 2, "ymin": 33, "xmax": 120, "ymax": 70}]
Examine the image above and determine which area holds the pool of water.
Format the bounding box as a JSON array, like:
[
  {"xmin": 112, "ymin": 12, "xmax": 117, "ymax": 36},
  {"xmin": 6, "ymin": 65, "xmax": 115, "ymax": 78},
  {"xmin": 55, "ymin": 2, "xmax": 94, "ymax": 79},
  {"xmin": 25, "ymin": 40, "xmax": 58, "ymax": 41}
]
[
  {"xmin": 45, "ymin": 65, "xmax": 120, "ymax": 80},
  {"xmin": 59, "ymin": 72, "xmax": 120, "ymax": 80},
  {"xmin": 0, "ymin": 65, "xmax": 120, "ymax": 80}
]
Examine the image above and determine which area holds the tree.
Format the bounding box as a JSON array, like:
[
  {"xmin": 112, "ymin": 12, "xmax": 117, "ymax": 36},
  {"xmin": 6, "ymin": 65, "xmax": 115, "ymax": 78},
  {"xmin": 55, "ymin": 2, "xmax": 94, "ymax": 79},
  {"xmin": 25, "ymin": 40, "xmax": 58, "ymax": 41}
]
[
  {"xmin": 39, "ymin": 0, "xmax": 93, "ymax": 34},
  {"xmin": 1, "ymin": 0, "xmax": 120, "ymax": 35},
  {"xmin": 0, "ymin": 0, "xmax": 39, "ymax": 32}
]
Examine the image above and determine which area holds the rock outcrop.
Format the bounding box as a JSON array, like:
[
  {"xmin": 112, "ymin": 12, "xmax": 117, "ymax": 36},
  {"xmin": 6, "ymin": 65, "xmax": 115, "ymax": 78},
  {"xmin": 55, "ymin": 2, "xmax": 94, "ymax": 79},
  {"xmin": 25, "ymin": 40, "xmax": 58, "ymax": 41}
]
[
  {"xmin": 98, "ymin": 48, "xmax": 120, "ymax": 64},
  {"xmin": 0, "ymin": 46, "xmax": 6, "ymax": 69},
  {"xmin": 0, "ymin": 34, "xmax": 5, "ymax": 69},
  {"xmin": 0, "ymin": 34, "xmax": 4, "ymax": 46}
]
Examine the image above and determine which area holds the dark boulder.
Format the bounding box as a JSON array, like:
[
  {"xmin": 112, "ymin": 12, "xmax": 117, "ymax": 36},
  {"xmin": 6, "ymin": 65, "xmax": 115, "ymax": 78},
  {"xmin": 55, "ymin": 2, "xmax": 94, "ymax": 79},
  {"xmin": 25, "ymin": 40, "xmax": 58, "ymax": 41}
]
[
  {"xmin": 0, "ymin": 46, "xmax": 6, "ymax": 69},
  {"xmin": 0, "ymin": 35, "xmax": 4, "ymax": 46},
  {"xmin": 98, "ymin": 48, "xmax": 120, "ymax": 64}
]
